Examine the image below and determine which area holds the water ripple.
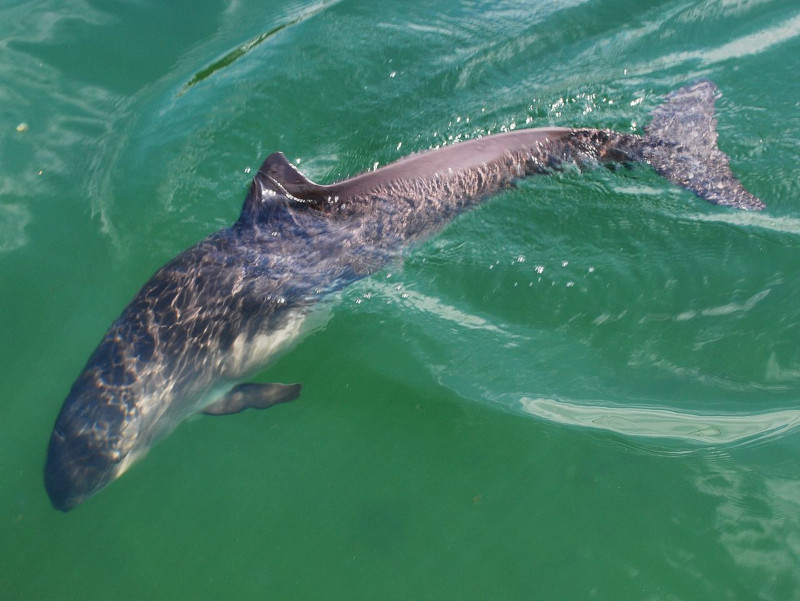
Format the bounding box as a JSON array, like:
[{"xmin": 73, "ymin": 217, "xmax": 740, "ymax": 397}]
[
  {"xmin": 182, "ymin": 1, "xmax": 337, "ymax": 92},
  {"xmin": 0, "ymin": 203, "xmax": 32, "ymax": 253},
  {"xmin": 357, "ymin": 280, "xmax": 517, "ymax": 337},
  {"xmin": 519, "ymin": 396, "xmax": 800, "ymax": 449},
  {"xmin": 632, "ymin": 10, "xmax": 800, "ymax": 73},
  {"xmin": 701, "ymin": 11, "xmax": 800, "ymax": 65},
  {"xmin": 688, "ymin": 211, "xmax": 800, "ymax": 236}
]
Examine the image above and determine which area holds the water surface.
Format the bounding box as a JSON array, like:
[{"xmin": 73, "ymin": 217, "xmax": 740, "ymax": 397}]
[{"xmin": 2, "ymin": 1, "xmax": 800, "ymax": 599}]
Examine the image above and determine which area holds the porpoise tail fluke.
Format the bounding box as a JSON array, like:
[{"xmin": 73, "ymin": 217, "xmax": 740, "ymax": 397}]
[{"xmin": 642, "ymin": 79, "xmax": 763, "ymax": 210}]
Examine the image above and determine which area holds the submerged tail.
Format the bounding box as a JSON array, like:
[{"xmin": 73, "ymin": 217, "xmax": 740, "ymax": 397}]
[{"xmin": 642, "ymin": 79, "xmax": 764, "ymax": 210}]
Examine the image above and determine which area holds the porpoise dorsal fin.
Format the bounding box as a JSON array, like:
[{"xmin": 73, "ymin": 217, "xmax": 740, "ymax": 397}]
[
  {"xmin": 238, "ymin": 153, "xmax": 329, "ymax": 224},
  {"xmin": 257, "ymin": 152, "xmax": 324, "ymax": 199}
]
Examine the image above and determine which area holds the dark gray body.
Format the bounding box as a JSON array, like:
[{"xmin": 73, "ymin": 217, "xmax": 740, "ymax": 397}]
[{"xmin": 45, "ymin": 80, "xmax": 763, "ymax": 511}]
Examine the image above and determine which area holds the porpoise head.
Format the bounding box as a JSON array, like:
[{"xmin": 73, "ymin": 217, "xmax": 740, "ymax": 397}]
[
  {"xmin": 42, "ymin": 234, "xmax": 270, "ymax": 511},
  {"xmin": 44, "ymin": 327, "xmax": 151, "ymax": 511}
]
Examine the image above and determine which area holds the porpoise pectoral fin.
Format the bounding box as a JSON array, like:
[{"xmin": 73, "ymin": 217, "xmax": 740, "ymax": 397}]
[{"xmin": 201, "ymin": 382, "xmax": 302, "ymax": 416}]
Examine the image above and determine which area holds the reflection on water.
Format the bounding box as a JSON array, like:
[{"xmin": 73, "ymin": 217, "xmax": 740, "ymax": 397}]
[
  {"xmin": 182, "ymin": 1, "xmax": 337, "ymax": 91},
  {"xmin": 363, "ymin": 280, "xmax": 517, "ymax": 336},
  {"xmin": 1, "ymin": 0, "xmax": 136, "ymax": 248},
  {"xmin": 689, "ymin": 211, "xmax": 800, "ymax": 236},
  {"xmin": 0, "ymin": 203, "xmax": 31, "ymax": 253},
  {"xmin": 693, "ymin": 454, "xmax": 800, "ymax": 600},
  {"xmin": 519, "ymin": 396, "xmax": 800, "ymax": 448}
]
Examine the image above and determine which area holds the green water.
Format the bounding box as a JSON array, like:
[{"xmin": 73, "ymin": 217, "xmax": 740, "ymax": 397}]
[{"xmin": 3, "ymin": 0, "xmax": 800, "ymax": 598}]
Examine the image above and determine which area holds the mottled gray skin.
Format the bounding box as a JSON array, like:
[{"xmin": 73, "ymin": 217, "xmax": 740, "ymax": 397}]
[
  {"xmin": 642, "ymin": 80, "xmax": 763, "ymax": 209},
  {"xmin": 45, "ymin": 80, "xmax": 762, "ymax": 511}
]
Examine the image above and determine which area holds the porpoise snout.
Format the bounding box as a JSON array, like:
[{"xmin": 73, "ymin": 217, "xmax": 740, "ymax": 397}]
[{"xmin": 44, "ymin": 413, "xmax": 122, "ymax": 512}]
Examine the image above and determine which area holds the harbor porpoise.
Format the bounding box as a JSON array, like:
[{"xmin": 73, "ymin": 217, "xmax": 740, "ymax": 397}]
[{"xmin": 45, "ymin": 80, "xmax": 763, "ymax": 511}]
